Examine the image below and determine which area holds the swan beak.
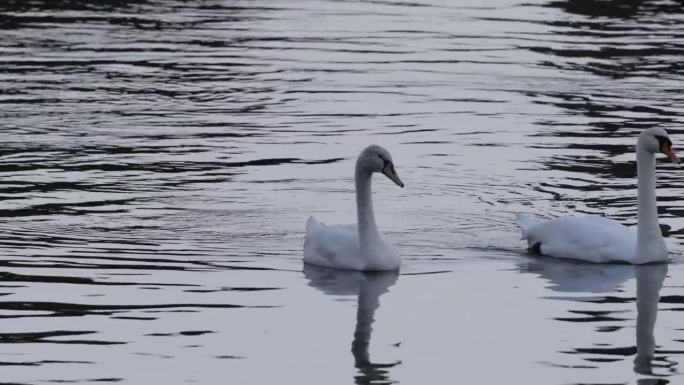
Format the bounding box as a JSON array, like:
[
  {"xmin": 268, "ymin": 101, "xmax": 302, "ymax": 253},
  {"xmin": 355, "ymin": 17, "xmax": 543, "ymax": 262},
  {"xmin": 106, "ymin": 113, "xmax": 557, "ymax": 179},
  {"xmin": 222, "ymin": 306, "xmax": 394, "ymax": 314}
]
[
  {"xmin": 660, "ymin": 142, "xmax": 679, "ymax": 163},
  {"xmin": 382, "ymin": 163, "xmax": 404, "ymax": 188}
]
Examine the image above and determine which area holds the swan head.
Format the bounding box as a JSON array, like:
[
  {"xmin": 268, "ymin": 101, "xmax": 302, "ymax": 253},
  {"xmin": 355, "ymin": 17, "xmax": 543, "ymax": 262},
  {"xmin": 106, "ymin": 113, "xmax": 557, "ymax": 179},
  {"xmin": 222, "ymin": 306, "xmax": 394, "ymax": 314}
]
[
  {"xmin": 639, "ymin": 127, "xmax": 678, "ymax": 163},
  {"xmin": 357, "ymin": 145, "xmax": 404, "ymax": 187}
]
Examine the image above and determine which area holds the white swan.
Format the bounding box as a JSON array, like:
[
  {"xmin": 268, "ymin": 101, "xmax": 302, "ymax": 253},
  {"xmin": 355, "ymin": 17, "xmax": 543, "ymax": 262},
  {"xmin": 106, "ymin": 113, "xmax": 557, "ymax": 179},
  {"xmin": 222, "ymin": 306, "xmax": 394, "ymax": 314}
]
[
  {"xmin": 516, "ymin": 127, "xmax": 678, "ymax": 264},
  {"xmin": 304, "ymin": 145, "xmax": 404, "ymax": 271}
]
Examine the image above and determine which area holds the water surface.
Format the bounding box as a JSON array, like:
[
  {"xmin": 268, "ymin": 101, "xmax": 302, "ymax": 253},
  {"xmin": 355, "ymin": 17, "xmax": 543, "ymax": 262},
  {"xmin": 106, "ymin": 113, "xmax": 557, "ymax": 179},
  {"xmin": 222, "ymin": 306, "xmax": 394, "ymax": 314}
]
[{"xmin": 1, "ymin": 0, "xmax": 684, "ymax": 383}]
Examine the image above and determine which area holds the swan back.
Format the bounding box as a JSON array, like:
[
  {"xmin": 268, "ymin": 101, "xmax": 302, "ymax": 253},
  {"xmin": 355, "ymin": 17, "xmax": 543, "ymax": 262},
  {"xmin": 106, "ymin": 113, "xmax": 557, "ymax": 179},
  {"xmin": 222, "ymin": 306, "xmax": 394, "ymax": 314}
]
[{"xmin": 517, "ymin": 215, "xmax": 637, "ymax": 263}]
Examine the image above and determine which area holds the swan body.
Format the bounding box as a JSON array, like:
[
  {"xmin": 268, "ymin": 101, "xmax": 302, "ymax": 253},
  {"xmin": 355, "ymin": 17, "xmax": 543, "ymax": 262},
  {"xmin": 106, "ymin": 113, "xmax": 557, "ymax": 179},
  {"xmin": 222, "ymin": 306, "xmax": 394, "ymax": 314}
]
[
  {"xmin": 304, "ymin": 145, "xmax": 404, "ymax": 271},
  {"xmin": 516, "ymin": 214, "xmax": 637, "ymax": 263},
  {"xmin": 304, "ymin": 218, "xmax": 400, "ymax": 271},
  {"xmin": 516, "ymin": 127, "xmax": 677, "ymax": 264}
]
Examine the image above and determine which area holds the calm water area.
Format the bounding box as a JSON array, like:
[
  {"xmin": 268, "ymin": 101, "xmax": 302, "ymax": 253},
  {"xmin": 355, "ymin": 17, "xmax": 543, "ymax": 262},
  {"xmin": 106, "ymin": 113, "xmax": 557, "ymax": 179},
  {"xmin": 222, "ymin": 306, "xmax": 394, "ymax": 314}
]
[{"xmin": 1, "ymin": 0, "xmax": 684, "ymax": 383}]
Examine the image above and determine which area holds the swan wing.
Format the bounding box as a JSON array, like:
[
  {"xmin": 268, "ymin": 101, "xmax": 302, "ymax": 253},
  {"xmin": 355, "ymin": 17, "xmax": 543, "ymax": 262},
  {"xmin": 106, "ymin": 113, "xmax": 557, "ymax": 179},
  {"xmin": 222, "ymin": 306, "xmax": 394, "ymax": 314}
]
[
  {"xmin": 516, "ymin": 215, "xmax": 636, "ymax": 263},
  {"xmin": 304, "ymin": 217, "xmax": 362, "ymax": 270}
]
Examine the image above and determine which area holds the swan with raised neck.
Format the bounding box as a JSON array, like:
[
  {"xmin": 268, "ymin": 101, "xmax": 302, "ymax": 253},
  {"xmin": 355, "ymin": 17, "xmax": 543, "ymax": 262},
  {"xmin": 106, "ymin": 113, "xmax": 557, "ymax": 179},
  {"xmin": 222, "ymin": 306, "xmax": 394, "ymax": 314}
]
[
  {"xmin": 634, "ymin": 127, "xmax": 676, "ymax": 263},
  {"xmin": 516, "ymin": 127, "xmax": 677, "ymax": 264},
  {"xmin": 304, "ymin": 145, "xmax": 404, "ymax": 271}
]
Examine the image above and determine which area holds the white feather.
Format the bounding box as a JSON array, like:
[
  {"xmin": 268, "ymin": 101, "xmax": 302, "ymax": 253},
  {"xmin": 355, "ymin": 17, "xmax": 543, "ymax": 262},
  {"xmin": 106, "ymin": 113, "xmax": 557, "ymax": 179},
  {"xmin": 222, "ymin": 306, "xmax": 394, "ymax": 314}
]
[{"xmin": 516, "ymin": 214, "xmax": 637, "ymax": 263}]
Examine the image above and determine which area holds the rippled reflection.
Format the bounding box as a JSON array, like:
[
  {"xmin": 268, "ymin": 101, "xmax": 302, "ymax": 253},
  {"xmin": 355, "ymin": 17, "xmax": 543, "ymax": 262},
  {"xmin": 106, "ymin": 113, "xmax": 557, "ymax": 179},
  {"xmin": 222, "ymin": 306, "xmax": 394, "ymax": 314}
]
[
  {"xmin": 1, "ymin": 0, "xmax": 684, "ymax": 382},
  {"xmin": 304, "ymin": 265, "xmax": 400, "ymax": 385},
  {"xmin": 634, "ymin": 263, "xmax": 671, "ymax": 377},
  {"xmin": 520, "ymin": 257, "xmax": 677, "ymax": 380}
]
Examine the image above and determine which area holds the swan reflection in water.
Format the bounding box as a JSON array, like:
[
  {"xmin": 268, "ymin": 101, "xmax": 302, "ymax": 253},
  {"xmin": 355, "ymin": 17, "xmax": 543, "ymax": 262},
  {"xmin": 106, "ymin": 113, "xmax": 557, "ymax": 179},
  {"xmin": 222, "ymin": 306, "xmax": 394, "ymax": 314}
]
[
  {"xmin": 519, "ymin": 257, "xmax": 674, "ymax": 377},
  {"xmin": 634, "ymin": 262, "xmax": 668, "ymax": 377},
  {"xmin": 303, "ymin": 264, "xmax": 400, "ymax": 384}
]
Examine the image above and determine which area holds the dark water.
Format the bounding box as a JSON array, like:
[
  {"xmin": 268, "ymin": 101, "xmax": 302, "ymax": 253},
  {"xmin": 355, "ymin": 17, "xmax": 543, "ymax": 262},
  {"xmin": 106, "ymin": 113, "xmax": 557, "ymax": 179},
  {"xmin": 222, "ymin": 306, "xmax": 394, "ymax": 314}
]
[{"xmin": 1, "ymin": 0, "xmax": 684, "ymax": 383}]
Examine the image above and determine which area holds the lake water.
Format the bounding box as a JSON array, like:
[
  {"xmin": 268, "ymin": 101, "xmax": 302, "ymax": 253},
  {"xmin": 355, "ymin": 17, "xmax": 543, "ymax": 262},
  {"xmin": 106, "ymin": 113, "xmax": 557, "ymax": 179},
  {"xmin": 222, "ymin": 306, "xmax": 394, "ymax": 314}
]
[{"xmin": 1, "ymin": 0, "xmax": 684, "ymax": 383}]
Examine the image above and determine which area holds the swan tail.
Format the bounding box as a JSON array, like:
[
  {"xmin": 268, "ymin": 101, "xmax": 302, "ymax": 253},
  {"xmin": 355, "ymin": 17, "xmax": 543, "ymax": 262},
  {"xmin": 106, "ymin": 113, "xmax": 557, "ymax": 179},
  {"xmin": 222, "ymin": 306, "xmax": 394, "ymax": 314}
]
[
  {"xmin": 304, "ymin": 217, "xmax": 321, "ymax": 261},
  {"xmin": 515, "ymin": 213, "xmax": 538, "ymax": 240},
  {"xmin": 306, "ymin": 216, "xmax": 323, "ymax": 234}
]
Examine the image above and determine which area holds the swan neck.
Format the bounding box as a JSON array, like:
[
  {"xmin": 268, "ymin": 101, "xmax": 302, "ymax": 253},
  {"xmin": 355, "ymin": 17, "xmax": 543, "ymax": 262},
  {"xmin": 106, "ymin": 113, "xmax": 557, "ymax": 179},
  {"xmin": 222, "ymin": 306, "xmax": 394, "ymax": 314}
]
[
  {"xmin": 636, "ymin": 148, "xmax": 661, "ymax": 252},
  {"xmin": 356, "ymin": 165, "xmax": 381, "ymax": 248}
]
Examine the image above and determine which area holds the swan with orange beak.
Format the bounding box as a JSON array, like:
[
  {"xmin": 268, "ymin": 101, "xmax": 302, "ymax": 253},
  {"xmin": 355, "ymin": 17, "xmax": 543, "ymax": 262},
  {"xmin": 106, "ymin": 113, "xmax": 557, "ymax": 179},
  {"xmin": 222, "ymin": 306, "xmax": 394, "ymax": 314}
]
[{"xmin": 516, "ymin": 127, "xmax": 678, "ymax": 264}]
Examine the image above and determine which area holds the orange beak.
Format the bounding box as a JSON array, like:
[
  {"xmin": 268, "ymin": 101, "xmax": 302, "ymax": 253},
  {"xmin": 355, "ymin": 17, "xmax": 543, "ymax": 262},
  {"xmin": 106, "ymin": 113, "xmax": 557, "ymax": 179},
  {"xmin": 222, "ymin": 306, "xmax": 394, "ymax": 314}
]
[{"xmin": 661, "ymin": 142, "xmax": 678, "ymax": 163}]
